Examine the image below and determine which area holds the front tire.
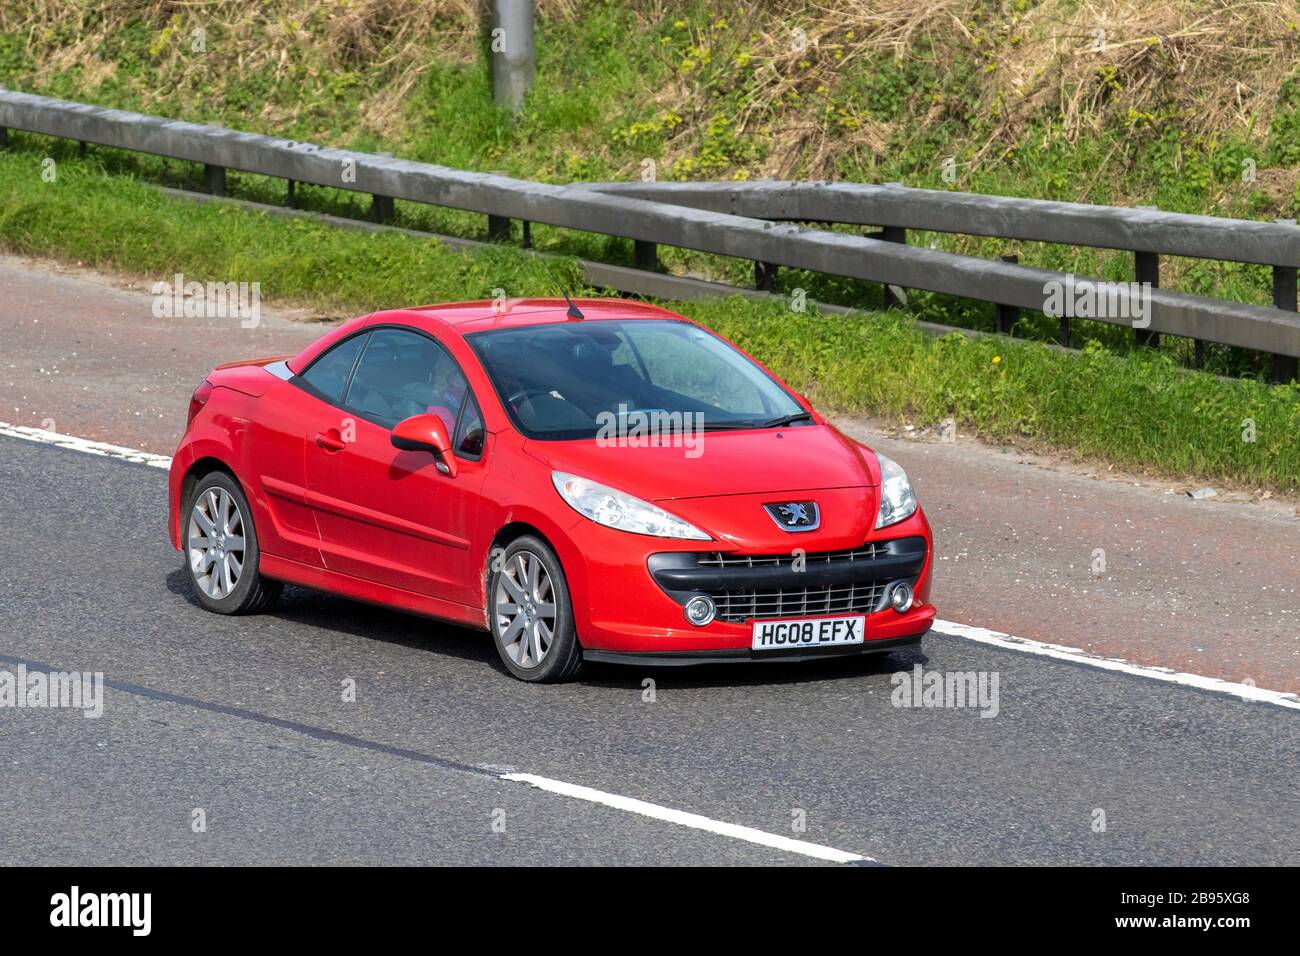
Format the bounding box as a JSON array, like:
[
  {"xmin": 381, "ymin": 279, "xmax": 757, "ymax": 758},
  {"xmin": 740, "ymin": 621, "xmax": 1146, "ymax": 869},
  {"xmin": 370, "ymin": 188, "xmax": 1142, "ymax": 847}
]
[
  {"xmin": 489, "ymin": 535, "xmax": 582, "ymax": 683},
  {"xmin": 185, "ymin": 471, "xmax": 282, "ymax": 615}
]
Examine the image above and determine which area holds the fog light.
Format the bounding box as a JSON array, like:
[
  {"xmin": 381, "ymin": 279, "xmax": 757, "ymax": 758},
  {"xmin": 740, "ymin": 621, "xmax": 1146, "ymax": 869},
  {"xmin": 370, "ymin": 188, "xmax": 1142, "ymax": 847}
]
[
  {"xmin": 889, "ymin": 583, "xmax": 914, "ymax": 613},
  {"xmin": 683, "ymin": 595, "xmax": 716, "ymax": 626}
]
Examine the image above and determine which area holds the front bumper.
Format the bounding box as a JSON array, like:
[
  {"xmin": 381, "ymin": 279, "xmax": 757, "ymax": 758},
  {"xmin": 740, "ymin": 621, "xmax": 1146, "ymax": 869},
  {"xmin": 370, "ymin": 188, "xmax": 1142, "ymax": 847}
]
[{"xmin": 555, "ymin": 507, "xmax": 935, "ymax": 654}]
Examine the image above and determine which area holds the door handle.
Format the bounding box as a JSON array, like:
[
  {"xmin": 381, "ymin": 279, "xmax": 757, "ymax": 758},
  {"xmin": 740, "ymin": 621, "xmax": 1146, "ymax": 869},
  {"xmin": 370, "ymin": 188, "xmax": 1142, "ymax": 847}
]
[{"xmin": 315, "ymin": 430, "xmax": 346, "ymax": 452}]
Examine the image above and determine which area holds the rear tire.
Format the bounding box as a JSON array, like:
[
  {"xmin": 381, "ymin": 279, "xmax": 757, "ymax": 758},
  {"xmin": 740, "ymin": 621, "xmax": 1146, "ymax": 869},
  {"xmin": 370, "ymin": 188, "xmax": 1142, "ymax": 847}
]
[
  {"xmin": 489, "ymin": 535, "xmax": 582, "ymax": 683},
  {"xmin": 184, "ymin": 471, "xmax": 282, "ymax": 615}
]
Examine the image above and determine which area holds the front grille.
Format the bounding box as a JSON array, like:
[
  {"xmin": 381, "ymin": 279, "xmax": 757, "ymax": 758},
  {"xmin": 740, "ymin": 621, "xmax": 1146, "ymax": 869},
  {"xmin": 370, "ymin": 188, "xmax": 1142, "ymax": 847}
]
[
  {"xmin": 712, "ymin": 581, "xmax": 888, "ymax": 622},
  {"xmin": 697, "ymin": 541, "xmax": 889, "ymax": 569},
  {"xmin": 648, "ymin": 536, "xmax": 926, "ymax": 624}
]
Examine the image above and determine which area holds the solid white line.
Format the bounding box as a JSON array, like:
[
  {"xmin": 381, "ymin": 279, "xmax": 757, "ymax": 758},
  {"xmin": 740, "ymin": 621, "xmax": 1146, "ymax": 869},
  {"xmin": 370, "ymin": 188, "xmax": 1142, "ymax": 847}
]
[
  {"xmin": 500, "ymin": 772, "xmax": 869, "ymax": 864},
  {"xmin": 0, "ymin": 422, "xmax": 172, "ymax": 469},
  {"xmin": 931, "ymin": 619, "xmax": 1300, "ymax": 711},
  {"xmin": 4, "ymin": 421, "xmax": 1298, "ymax": 713}
]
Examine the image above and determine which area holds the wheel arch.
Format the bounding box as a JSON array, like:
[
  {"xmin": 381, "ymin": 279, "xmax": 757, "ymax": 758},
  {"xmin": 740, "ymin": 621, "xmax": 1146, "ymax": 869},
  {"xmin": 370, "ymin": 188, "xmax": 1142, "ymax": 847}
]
[
  {"xmin": 180, "ymin": 456, "xmax": 243, "ymax": 515},
  {"xmin": 170, "ymin": 447, "xmax": 247, "ymax": 551},
  {"xmin": 482, "ymin": 521, "xmax": 550, "ymax": 623}
]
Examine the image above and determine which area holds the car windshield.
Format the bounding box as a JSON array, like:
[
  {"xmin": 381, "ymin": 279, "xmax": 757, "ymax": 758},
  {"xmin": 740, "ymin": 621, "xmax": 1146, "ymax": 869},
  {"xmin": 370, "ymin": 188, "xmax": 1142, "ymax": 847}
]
[{"xmin": 467, "ymin": 319, "xmax": 806, "ymax": 440}]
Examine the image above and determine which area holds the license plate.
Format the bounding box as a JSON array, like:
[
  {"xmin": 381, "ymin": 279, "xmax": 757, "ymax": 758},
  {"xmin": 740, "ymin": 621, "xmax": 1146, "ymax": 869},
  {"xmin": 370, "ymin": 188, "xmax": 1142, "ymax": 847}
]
[{"xmin": 751, "ymin": 615, "xmax": 866, "ymax": 651}]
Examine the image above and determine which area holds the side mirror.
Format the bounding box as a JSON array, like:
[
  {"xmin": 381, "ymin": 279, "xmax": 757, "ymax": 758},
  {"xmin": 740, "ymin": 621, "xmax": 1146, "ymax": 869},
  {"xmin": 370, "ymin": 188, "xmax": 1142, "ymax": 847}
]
[{"xmin": 391, "ymin": 413, "xmax": 458, "ymax": 477}]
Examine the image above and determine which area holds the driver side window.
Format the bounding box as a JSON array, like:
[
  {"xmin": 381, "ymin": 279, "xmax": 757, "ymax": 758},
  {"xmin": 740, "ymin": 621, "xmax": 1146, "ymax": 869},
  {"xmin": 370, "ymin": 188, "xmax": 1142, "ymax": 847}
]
[{"xmin": 343, "ymin": 328, "xmax": 469, "ymax": 432}]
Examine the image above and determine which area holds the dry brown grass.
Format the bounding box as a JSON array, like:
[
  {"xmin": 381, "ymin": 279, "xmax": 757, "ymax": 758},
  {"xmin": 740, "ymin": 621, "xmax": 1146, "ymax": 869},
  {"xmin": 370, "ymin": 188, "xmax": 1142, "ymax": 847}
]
[
  {"xmin": 2, "ymin": 1, "xmax": 483, "ymax": 135},
  {"xmin": 992, "ymin": 1, "xmax": 1300, "ymax": 153},
  {"xmin": 625, "ymin": 0, "xmax": 978, "ymax": 177},
  {"xmin": 3, "ymin": 0, "xmax": 1298, "ymax": 179},
  {"xmin": 731, "ymin": 1, "xmax": 961, "ymax": 176},
  {"xmin": 627, "ymin": 0, "xmax": 1300, "ymax": 178},
  {"xmin": 0, "ymin": 1, "xmax": 606, "ymax": 137}
]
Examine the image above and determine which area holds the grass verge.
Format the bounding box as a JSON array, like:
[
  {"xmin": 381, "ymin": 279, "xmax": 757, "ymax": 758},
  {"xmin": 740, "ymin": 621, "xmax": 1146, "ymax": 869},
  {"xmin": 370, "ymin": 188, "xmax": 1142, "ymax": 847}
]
[{"xmin": 1, "ymin": 151, "xmax": 1296, "ymax": 494}]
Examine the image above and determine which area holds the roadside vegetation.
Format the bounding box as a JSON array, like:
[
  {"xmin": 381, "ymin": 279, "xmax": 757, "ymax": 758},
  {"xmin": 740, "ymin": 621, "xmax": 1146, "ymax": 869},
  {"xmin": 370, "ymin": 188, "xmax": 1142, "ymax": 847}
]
[
  {"xmin": 1, "ymin": 151, "xmax": 1295, "ymax": 494},
  {"xmin": 1, "ymin": 1, "xmax": 1298, "ymax": 489}
]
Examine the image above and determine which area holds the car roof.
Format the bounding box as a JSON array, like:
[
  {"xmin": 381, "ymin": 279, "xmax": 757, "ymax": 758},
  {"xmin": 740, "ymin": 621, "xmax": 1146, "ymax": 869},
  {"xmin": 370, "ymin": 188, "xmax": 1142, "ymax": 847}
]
[{"xmin": 373, "ymin": 298, "xmax": 688, "ymax": 336}]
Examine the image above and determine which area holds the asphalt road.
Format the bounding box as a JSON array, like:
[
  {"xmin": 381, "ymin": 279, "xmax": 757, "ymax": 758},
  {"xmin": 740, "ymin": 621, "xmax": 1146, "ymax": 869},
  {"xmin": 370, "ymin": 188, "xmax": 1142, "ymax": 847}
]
[{"xmin": 1, "ymin": 435, "xmax": 1296, "ymax": 865}]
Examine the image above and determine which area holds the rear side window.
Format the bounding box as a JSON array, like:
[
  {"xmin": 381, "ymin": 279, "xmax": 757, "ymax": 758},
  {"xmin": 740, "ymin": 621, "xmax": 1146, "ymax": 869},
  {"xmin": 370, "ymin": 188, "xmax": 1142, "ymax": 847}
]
[{"xmin": 299, "ymin": 333, "xmax": 367, "ymax": 403}]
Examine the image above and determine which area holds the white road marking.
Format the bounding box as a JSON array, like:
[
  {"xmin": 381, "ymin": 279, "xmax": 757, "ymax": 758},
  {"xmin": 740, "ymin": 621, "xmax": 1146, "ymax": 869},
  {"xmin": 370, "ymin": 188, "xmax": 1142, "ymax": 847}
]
[
  {"xmin": 931, "ymin": 619, "xmax": 1300, "ymax": 711},
  {"xmin": 5, "ymin": 420, "xmax": 1298, "ymax": 715},
  {"xmin": 501, "ymin": 772, "xmax": 869, "ymax": 863},
  {"xmin": 0, "ymin": 422, "xmax": 171, "ymax": 469}
]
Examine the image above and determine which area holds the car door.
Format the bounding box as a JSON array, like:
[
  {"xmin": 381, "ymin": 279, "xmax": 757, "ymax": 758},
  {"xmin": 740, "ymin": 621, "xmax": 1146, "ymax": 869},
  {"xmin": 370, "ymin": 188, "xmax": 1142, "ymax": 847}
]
[
  {"xmin": 241, "ymin": 370, "xmax": 329, "ymax": 569},
  {"xmin": 260, "ymin": 334, "xmax": 372, "ymax": 568},
  {"xmin": 301, "ymin": 326, "xmax": 488, "ymax": 605}
]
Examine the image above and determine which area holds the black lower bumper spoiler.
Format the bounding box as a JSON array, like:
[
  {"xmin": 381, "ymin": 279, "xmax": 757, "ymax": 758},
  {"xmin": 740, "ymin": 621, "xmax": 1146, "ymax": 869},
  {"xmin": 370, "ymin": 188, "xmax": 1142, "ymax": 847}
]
[{"xmin": 582, "ymin": 633, "xmax": 925, "ymax": 667}]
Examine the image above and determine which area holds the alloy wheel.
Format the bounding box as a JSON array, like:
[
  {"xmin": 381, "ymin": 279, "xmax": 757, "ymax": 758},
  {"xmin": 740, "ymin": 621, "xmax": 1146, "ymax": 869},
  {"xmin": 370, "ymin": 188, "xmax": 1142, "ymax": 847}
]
[
  {"xmin": 493, "ymin": 550, "xmax": 557, "ymax": 668},
  {"xmin": 188, "ymin": 487, "xmax": 246, "ymax": 599}
]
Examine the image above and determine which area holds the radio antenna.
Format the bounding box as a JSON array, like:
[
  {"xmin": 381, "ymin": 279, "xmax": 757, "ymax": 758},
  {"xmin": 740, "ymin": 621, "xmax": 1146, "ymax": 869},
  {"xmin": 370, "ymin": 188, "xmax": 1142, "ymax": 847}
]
[{"xmin": 539, "ymin": 257, "xmax": 585, "ymax": 320}]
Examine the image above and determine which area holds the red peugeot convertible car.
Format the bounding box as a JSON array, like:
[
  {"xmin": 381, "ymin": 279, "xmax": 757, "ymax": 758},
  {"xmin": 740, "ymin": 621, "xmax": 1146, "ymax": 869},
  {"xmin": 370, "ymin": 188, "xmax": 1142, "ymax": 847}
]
[{"xmin": 169, "ymin": 298, "xmax": 935, "ymax": 682}]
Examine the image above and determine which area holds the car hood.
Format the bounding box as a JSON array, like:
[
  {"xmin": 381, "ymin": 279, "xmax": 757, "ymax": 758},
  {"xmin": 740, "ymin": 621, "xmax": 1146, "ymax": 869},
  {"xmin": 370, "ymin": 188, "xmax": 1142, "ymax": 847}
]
[{"xmin": 525, "ymin": 423, "xmax": 879, "ymax": 502}]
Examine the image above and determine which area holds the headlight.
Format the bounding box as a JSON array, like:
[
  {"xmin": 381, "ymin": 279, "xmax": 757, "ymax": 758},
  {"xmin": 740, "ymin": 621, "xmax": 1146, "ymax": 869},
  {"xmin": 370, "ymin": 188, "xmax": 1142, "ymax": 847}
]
[
  {"xmin": 875, "ymin": 453, "xmax": 918, "ymax": 528},
  {"xmin": 552, "ymin": 472, "xmax": 711, "ymax": 540}
]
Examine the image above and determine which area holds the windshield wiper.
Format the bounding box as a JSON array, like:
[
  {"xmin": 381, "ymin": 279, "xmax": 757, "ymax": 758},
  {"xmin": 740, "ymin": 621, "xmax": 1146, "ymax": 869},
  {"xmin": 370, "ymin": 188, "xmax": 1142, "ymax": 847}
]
[
  {"xmin": 760, "ymin": 411, "xmax": 814, "ymax": 428},
  {"xmin": 692, "ymin": 412, "xmax": 814, "ymax": 432}
]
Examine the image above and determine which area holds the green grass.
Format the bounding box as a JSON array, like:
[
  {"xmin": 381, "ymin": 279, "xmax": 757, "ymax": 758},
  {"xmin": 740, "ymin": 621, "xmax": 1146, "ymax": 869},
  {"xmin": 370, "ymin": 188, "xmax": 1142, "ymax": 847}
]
[
  {"xmin": 0, "ymin": 149, "xmax": 564, "ymax": 313},
  {"xmin": 2, "ymin": 150, "xmax": 1295, "ymax": 493}
]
